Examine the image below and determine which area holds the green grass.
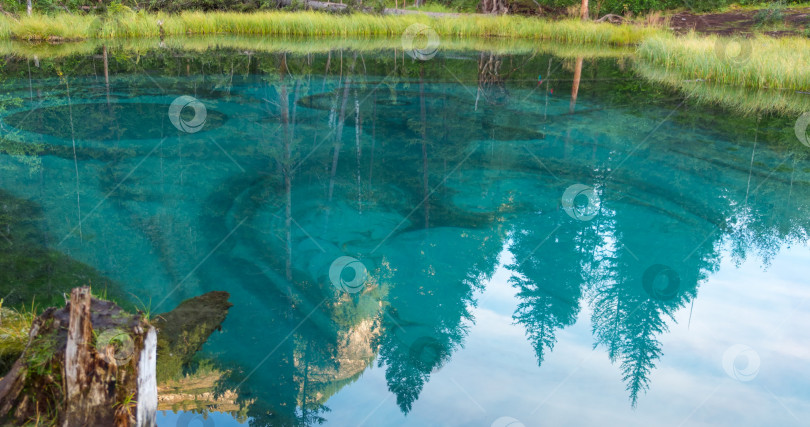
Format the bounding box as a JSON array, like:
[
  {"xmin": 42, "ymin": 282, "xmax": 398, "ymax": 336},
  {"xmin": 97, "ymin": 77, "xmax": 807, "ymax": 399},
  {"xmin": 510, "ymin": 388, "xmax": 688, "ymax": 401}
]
[
  {"xmin": 0, "ymin": 11, "xmax": 663, "ymax": 44},
  {"xmin": 637, "ymin": 33, "xmax": 810, "ymax": 90},
  {"xmin": 5, "ymin": 13, "xmax": 96, "ymax": 41},
  {"xmin": 0, "ymin": 300, "xmax": 36, "ymax": 373},
  {"xmin": 0, "ymin": 34, "xmax": 634, "ymax": 59},
  {"xmin": 635, "ymin": 61, "xmax": 810, "ymax": 115}
]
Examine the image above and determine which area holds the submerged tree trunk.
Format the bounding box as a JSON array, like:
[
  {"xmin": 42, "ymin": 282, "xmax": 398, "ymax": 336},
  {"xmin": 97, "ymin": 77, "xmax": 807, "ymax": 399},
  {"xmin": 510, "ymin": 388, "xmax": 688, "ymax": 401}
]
[{"xmin": 0, "ymin": 287, "xmax": 157, "ymax": 427}]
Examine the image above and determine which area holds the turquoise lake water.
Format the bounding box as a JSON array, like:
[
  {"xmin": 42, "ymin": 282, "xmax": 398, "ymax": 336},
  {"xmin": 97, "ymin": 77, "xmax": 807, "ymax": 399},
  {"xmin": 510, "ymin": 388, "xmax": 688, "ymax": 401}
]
[{"xmin": 0, "ymin": 42, "xmax": 808, "ymax": 426}]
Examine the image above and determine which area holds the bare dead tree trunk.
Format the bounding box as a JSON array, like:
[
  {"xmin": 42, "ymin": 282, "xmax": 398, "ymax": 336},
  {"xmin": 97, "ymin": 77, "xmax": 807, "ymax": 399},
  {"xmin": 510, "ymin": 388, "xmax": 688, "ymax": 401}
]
[
  {"xmin": 103, "ymin": 45, "xmax": 110, "ymax": 105},
  {"xmin": 480, "ymin": 0, "xmax": 507, "ymax": 14},
  {"xmin": 581, "ymin": 0, "xmax": 589, "ymax": 20},
  {"xmin": 279, "ymin": 54, "xmax": 293, "ymax": 282},
  {"xmin": 26, "ymin": 0, "xmax": 32, "ymax": 16},
  {"xmin": 328, "ymin": 53, "xmax": 356, "ymax": 204},
  {"xmin": 419, "ymin": 67, "xmax": 430, "ymax": 229},
  {"xmin": 570, "ymin": 56, "xmax": 583, "ymax": 113},
  {"xmin": 354, "ymin": 90, "xmax": 362, "ymax": 214},
  {"xmin": 477, "ymin": 52, "xmax": 507, "ymax": 106}
]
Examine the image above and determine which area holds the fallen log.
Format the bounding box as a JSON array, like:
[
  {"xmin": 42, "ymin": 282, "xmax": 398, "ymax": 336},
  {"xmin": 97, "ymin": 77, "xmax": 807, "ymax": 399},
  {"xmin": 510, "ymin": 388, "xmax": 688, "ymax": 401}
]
[
  {"xmin": 596, "ymin": 13, "xmax": 625, "ymax": 24},
  {"xmin": 152, "ymin": 291, "xmax": 233, "ymax": 381},
  {"xmin": 278, "ymin": 0, "xmax": 350, "ymax": 12}
]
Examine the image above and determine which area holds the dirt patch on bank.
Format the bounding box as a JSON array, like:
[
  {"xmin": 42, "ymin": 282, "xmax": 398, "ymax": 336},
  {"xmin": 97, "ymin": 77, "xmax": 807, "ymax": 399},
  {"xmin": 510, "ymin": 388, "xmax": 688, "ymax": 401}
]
[{"xmin": 669, "ymin": 7, "xmax": 810, "ymax": 37}]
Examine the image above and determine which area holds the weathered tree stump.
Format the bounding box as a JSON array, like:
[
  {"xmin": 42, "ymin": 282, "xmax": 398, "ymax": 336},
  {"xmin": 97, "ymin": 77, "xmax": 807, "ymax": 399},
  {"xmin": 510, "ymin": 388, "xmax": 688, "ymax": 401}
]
[{"xmin": 0, "ymin": 287, "xmax": 157, "ymax": 427}]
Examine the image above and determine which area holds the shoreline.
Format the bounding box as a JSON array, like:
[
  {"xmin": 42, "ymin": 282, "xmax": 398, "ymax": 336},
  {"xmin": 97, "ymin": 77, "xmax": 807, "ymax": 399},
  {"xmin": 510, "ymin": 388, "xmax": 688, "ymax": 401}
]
[{"xmin": 0, "ymin": 11, "xmax": 663, "ymax": 44}]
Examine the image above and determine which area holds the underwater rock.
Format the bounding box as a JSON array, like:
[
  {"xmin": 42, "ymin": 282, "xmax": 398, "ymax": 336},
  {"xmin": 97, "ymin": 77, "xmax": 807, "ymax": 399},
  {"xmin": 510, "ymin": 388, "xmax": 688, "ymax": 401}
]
[
  {"xmin": 0, "ymin": 286, "xmax": 156, "ymax": 427},
  {"xmin": 152, "ymin": 291, "xmax": 233, "ymax": 381}
]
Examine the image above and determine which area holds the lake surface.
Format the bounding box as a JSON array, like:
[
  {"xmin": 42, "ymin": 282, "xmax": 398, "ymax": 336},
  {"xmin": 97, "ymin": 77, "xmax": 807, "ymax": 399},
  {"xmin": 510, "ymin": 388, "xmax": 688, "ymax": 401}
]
[{"xmin": 1, "ymin": 38, "xmax": 808, "ymax": 426}]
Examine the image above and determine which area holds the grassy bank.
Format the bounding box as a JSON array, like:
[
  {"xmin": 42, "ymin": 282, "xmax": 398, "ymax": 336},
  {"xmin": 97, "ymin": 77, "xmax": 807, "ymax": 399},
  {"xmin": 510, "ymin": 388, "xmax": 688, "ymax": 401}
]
[
  {"xmin": 0, "ymin": 11, "xmax": 806, "ymax": 91},
  {"xmin": 0, "ymin": 11, "xmax": 662, "ymax": 44},
  {"xmin": 637, "ymin": 34, "xmax": 810, "ymax": 91},
  {"xmin": 0, "ymin": 34, "xmax": 634, "ymax": 59}
]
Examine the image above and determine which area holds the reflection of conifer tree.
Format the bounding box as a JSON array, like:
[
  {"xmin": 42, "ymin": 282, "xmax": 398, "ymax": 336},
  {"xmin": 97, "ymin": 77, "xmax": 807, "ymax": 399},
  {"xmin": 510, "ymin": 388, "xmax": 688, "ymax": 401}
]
[
  {"xmin": 375, "ymin": 225, "xmax": 503, "ymax": 413},
  {"xmin": 509, "ymin": 217, "xmax": 586, "ymax": 365},
  {"xmin": 374, "ymin": 259, "xmax": 474, "ymax": 413},
  {"xmin": 589, "ymin": 207, "xmax": 714, "ymax": 407}
]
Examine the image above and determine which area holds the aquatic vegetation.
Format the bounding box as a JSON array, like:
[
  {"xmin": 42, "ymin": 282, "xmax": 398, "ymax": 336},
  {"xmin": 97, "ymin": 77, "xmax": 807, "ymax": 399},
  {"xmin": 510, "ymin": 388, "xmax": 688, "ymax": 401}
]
[{"xmin": 637, "ymin": 33, "xmax": 810, "ymax": 90}]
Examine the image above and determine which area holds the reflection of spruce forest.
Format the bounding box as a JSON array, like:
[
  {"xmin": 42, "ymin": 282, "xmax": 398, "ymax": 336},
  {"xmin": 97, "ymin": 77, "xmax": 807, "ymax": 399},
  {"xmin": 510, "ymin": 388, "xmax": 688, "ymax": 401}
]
[{"xmin": 0, "ymin": 45, "xmax": 808, "ymax": 425}]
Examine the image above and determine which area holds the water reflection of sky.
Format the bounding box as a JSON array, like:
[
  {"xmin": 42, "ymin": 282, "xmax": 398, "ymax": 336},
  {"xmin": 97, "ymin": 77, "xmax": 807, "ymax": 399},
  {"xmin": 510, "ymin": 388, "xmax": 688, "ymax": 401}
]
[
  {"xmin": 316, "ymin": 244, "xmax": 810, "ymax": 426},
  {"xmin": 156, "ymin": 410, "xmax": 249, "ymax": 426}
]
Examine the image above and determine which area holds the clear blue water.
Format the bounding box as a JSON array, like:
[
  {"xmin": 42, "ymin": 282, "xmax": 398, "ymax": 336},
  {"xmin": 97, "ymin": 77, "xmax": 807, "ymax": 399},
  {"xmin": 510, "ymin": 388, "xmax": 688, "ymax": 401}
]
[{"xmin": 1, "ymin": 43, "xmax": 809, "ymax": 426}]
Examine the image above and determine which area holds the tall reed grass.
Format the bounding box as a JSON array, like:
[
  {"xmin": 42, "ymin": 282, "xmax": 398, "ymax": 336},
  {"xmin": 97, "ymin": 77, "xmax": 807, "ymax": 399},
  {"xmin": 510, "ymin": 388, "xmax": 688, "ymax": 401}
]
[
  {"xmin": 3, "ymin": 14, "xmax": 96, "ymax": 41},
  {"xmin": 637, "ymin": 33, "xmax": 810, "ymax": 91},
  {"xmin": 0, "ymin": 11, "xmax": 662, "ymax": 45}
]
